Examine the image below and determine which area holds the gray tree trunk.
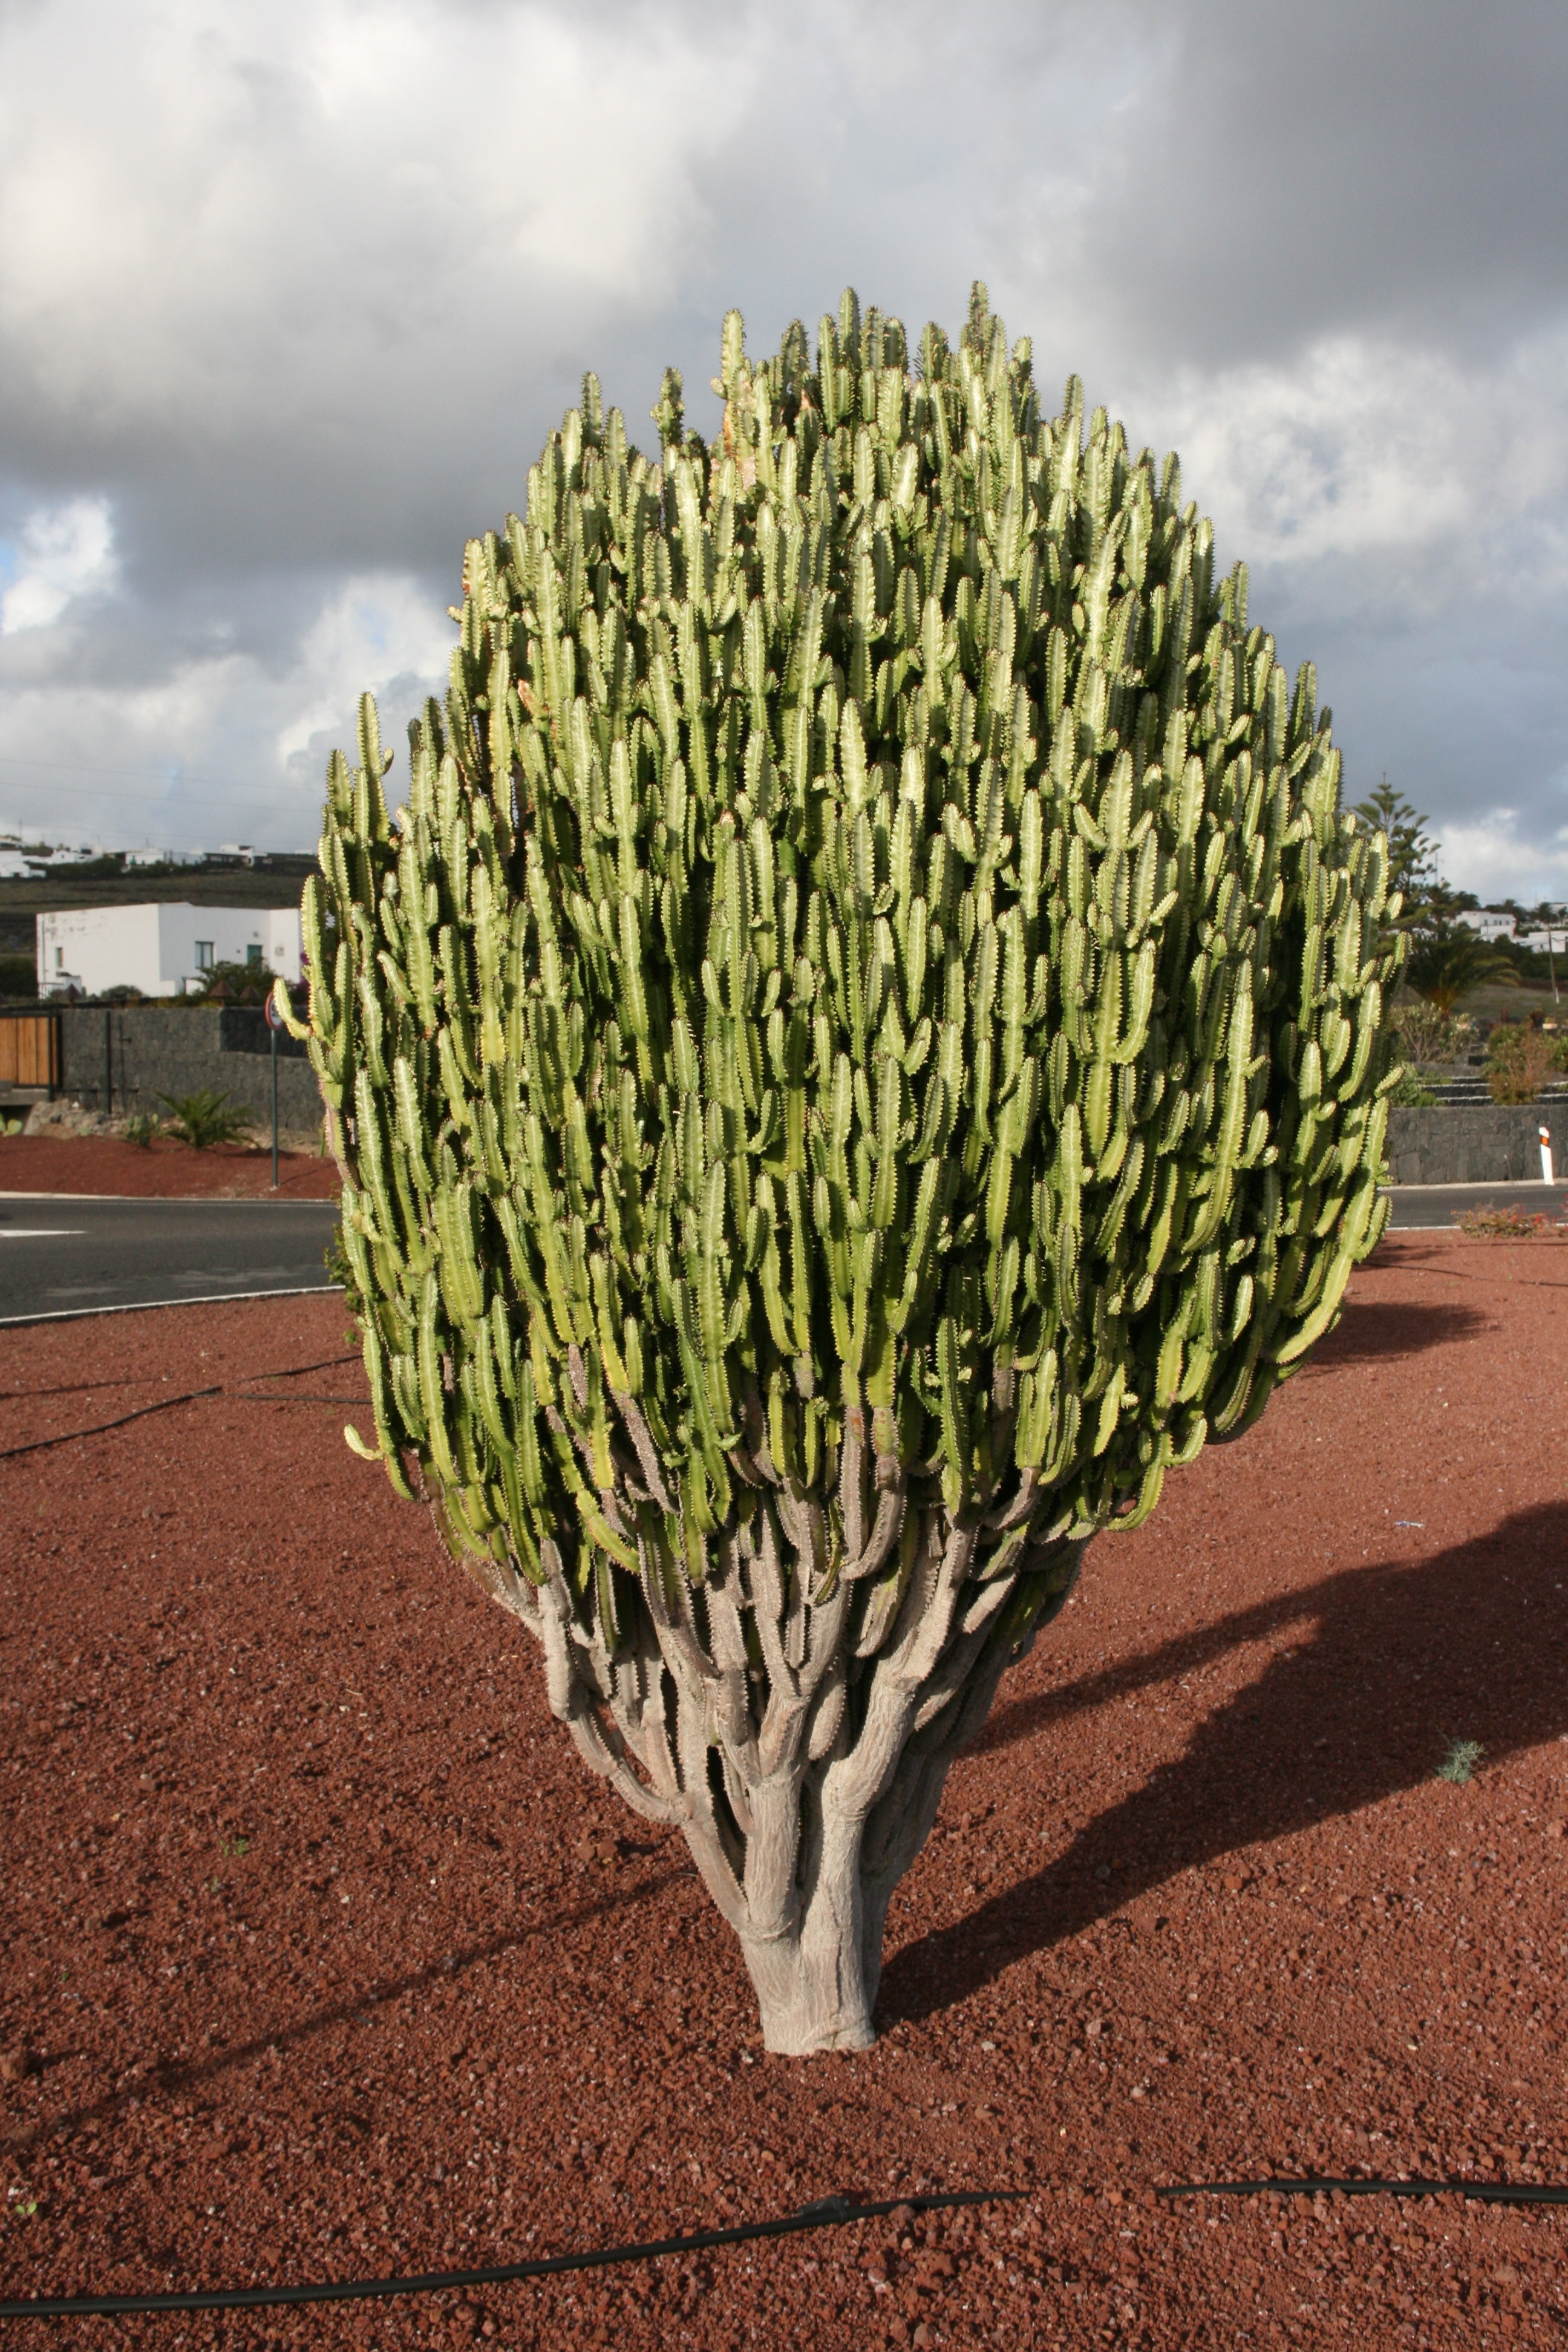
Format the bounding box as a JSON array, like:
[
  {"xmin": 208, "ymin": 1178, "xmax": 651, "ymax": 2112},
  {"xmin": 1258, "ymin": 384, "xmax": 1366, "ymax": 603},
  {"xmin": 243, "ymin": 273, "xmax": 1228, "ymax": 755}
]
[{"xmin": 457, "ymin": 1385, "xmax": 1085, "ymax": 2056}]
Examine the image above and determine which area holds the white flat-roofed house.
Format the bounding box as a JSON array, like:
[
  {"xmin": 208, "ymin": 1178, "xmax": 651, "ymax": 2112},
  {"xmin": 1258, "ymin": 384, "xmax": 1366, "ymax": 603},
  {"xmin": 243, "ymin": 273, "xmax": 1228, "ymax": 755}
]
[
  {"xmin": 36, "ymin": 903, "xmax": 304, "ymax": 998},
  {"xmin": 1455, "ymin": 909, "xmax": 1518, "ymax": 942}
]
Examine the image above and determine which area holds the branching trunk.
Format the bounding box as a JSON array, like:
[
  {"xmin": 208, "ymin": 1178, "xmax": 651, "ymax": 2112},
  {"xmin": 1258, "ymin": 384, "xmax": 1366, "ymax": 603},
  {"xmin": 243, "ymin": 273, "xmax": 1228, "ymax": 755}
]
[{"xmin": 469, "ymin": 1449, "xmax": 1085, "ymax": 2054}]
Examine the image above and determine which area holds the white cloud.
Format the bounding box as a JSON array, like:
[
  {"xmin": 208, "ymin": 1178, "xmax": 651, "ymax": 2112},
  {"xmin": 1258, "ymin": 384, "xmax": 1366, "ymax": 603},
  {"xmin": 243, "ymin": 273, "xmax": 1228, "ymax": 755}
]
[
  {"xmin": 1114, "ymin": 328, "xmax": 1568, "ymax": 615},
  {"xmin": 0, "ymin": 0, "xmax": 750, "ymax": 448},
  {"xmin": 275, "ymin": 572, "xmax": 454, "ymax": 768},
  {"xmin": 1434, "ymin": 814, "xmax": 1568, "ymax": 912},
  {"xmin": 0, "ymin": 497, "xmax": 118, "ymax": 635},
  {"xmin": 0, "ymin": 569, "xmax": 448, "ymax": 850}
]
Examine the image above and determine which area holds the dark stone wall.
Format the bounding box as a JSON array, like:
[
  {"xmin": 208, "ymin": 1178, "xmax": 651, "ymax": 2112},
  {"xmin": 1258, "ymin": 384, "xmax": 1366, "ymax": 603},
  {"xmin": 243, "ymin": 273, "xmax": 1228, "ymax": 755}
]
[
  {"xmin": 1386, "ymin": 1103, "xmax": 1568, "ymax": 1186},
  {"xmin": 42, "ymin": 1007, "xmax": 1568, "ymax": 1181},
  {"xmin": 58, "ymin": 1004, "xmax": 323, "ymax": 1132}
]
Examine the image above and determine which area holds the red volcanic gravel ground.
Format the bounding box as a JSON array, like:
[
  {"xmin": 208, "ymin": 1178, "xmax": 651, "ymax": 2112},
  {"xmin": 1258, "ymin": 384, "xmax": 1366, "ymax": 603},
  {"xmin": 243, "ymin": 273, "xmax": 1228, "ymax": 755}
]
[
  {"xmin": 0, "ymin": 1233, "xmax": 1565, "ymax": 2350},
  {"xmin": 0, "ymin": 1135, "xmax": 339, "ymax": 1199}
]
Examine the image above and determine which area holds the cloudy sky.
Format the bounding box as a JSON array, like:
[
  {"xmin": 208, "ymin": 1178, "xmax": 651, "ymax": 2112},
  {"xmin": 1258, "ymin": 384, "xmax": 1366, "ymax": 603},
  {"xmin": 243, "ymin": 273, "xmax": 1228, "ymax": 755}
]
[{"xmin": 1, "ymin": 0, "xmax": 1564, "ymax": 901}]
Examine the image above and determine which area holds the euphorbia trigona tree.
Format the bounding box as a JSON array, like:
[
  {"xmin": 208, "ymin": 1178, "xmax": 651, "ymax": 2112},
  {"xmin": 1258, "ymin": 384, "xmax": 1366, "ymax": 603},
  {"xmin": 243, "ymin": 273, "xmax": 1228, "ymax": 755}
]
[{"xmin": 282, "ymin": 287, "xmax": 1403, "ymax": 2054}]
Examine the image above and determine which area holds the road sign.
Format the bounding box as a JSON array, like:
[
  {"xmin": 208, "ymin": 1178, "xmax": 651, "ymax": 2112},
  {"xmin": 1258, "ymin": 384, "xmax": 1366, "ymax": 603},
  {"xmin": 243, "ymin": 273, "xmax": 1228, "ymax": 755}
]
[{"xmin": 265, "ymin": 992, "xmax": 286, "ymax": 1031}]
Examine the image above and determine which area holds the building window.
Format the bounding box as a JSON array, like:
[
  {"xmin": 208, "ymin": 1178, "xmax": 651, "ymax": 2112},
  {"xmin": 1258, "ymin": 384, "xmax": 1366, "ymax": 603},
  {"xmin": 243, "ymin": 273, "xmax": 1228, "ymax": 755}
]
[
  {"xmin": 246, "ymin": 942, "xmax": 263, "ymax": 966},
  {"xmin": 195, "ymin": 941, "xmax": 214, "ymax": 970},
  {"xmin": 54, "ymin": 947, "xmax": 64, "ymax": 970}
]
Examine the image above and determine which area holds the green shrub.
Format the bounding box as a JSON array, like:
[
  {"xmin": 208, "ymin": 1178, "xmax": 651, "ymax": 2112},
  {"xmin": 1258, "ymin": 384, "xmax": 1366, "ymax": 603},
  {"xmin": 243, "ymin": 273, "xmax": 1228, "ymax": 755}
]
[
  {"xmin": 289, "ymin": 286, "xmax": 1404, "ymax": 2051},
  {"xmin": 156, "ymin": 1088, "xmax": 253, "ymax": 1149},
  {"xmin": 0, "ymin": 953, "xmax": 39, "ymax": 1000}
]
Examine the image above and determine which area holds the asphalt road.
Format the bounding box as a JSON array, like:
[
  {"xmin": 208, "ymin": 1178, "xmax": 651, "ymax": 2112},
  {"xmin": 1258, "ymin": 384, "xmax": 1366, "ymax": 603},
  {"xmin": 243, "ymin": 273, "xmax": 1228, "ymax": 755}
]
[
  {"xmin": 1381, "ymin": 1180, "xmax": 1566, "ymax": 1230},
  {"xmin": 0, "ymin": 1194, "xmax": 342, "ymax": 1324},
  {"xmin": 0, "ymin": 1177, "xmax": 1558, "ymax": 1327}
]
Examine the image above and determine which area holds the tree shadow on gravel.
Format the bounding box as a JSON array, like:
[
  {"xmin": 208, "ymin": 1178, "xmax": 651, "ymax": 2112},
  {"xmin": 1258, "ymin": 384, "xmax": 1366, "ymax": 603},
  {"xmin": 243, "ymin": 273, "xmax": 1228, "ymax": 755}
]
[
  {"xmin": 1299, "ymin": 1297, "xmax": 1491, "ymax": 1370},
  {"xmin": 6, "ymin": 1865, "xmax": 684, "ymax": 2155},
  {"xmin": 880, "ymin": 1501, "xmax": 1568, "ymax": 2025}
]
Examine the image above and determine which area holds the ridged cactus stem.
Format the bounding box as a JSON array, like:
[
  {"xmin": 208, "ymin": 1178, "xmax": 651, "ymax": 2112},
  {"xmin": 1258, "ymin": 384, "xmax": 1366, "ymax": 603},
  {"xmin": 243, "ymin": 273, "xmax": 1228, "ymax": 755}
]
[{"xmin": 291, "ymin": 288, "xmax": 1403, "ymax": 2055}]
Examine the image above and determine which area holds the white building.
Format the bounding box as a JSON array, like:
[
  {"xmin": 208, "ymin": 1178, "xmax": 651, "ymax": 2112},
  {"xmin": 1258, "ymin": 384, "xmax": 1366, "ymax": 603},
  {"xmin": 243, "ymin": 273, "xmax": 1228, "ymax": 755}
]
[
  {"xmin": 36, "ymin": 903, "xmax": 304, "ymax": 998},
  {"xmin": 1455, "ymin": 909, "xmax": 1518, "ymax": 942}
]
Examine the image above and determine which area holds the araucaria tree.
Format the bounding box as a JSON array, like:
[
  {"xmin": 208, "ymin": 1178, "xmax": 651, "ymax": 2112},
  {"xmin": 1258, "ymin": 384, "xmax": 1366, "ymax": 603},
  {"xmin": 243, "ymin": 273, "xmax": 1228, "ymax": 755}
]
[{"xmin": 286, "ymin": 287, "xmax": 1404, "ymax": 2054}]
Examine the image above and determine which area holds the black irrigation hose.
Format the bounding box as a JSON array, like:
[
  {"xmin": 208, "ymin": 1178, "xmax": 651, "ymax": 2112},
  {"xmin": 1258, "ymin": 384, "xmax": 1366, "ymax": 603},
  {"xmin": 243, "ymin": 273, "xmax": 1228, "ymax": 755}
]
[
  {"xmin": 0, "ymin": 1387, "xmax": 220, "ymax": 1461},
  {"xmin": 1160, "ymin": 2177, "xmax": 1568, "ymax": 2207},
  {"xmin": 0, "ymin": 1377, "xmax": 158, "ymax": 1400},
  {"xmin": 0, "ymin": 2187, "xmax": 1018, "ymax": 2321}
]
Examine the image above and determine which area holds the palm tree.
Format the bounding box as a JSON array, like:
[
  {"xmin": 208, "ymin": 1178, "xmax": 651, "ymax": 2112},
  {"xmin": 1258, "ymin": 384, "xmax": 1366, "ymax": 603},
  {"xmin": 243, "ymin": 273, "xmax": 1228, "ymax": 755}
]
[{"xmin": 1403, "ymin": 923, "xmax": 1519, "ymax": 1015}]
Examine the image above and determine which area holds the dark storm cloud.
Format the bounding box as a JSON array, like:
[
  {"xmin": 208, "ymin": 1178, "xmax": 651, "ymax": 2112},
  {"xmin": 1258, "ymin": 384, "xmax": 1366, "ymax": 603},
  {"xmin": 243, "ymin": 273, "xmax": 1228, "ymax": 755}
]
[{"xmin": 1023, "ymin": 0, "xmax": 1568, "ymax": 365}]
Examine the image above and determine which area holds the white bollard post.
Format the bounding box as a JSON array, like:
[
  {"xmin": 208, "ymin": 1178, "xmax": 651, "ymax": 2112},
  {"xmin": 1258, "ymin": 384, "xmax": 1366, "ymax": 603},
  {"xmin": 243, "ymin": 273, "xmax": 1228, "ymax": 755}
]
[{"xmin": 1541, "ymin": 1125, "xmax": 1555, "ymax": 1186}]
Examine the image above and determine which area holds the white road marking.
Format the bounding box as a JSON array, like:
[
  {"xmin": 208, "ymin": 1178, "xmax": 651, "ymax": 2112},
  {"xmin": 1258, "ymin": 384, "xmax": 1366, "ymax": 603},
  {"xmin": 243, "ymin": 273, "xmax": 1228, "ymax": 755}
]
[{"xmin": 0, "ymin": 1229, "xmax": 84, "ymax": 1238}]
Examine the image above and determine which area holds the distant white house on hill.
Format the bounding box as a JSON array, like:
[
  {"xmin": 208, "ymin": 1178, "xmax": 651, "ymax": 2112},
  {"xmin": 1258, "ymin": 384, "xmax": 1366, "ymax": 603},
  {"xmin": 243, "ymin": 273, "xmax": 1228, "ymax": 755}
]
[
  {"xmin": 36, "ymin": 903, "xmax": 304, "ymax": 998},
  {"xmin": 1455, "ymin": 909, "xmax": 1518, "ymax": 942}
]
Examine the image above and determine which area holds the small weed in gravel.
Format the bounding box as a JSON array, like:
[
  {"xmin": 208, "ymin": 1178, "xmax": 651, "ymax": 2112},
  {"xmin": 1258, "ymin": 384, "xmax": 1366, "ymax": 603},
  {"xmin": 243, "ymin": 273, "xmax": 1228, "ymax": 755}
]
[{"xmin": 1437, "ymin": 1737, "xmax": 1485, "ymax": 1784}]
